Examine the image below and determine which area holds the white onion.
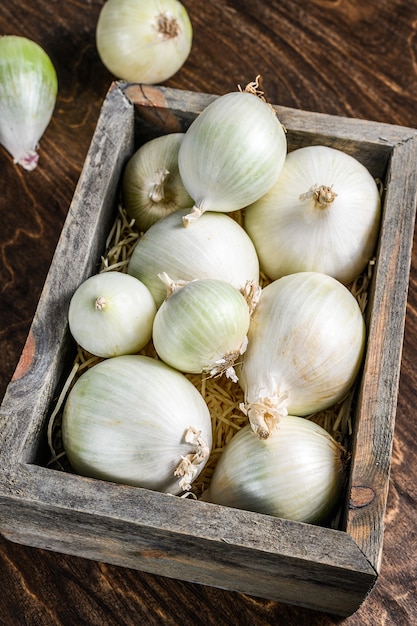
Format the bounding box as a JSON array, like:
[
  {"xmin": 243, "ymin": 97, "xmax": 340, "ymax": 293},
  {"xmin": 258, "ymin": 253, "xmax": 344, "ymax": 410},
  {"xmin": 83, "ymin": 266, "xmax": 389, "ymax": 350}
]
[
  {"xmin": 153, "ymin": 276, "xmax": 251, "ymax": 381},
  {"xmin": 244, "ymin": 145, "xmax": 381, "ymax": 284},
  {"xmin": 239, "ymin": 272, "xmax": 365, "ymax": 439},
  {"xmin": 68, "ymin": 271, "xmax": 156, "ymax": 358},
  {"xmin": 0, "ymin": 35, "xmax": 57, "ymax": 170},
  {"xmin": 127, "ymin": 208, "xmax": 260, "ymax": 307},
  {"xmin": 178, "ymin": 89, "xmax": 287, "ymax": 225},
  {"xmin": 96, "ymin": 0, "xmax": 192, "ymax": 84},
  {"xmin": 201, "ymin": 417, "xmax": 347, "ymax": 524},
  {"xmin": 62, "ymin": 355, "xmax": 212, "ymax": 494},
  {"xmin": 122, "ymin": 133, "xmax": 193, "ymax": 232}
]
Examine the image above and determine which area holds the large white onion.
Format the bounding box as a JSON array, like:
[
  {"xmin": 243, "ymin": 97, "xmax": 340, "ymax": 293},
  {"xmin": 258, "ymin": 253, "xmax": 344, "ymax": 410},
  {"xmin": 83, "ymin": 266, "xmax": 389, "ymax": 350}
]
[
  {"xmin": 178, "ymin": 90, "xmax": 287, "ymax": 225},
  {"xmin": 96, "ymin": 0, "xmax": 193, "ymax": 84},
  {"xmin": 62, "ymin": 355, "xmax": 212, "ymax": 494},
  {"xmin": 127, "ymin": 208, "xmax": 260, "ymax": 307},
  {"xmin": 201, "ymin": 417, "xmax": 347, "ymax": 525},
  {"xmin": 244, "ymin": 145, "xmax": 381, "ymax": 284},
  {"xmin": 239, "ymin": 272, "xmax": 365, "ymax": 439}
]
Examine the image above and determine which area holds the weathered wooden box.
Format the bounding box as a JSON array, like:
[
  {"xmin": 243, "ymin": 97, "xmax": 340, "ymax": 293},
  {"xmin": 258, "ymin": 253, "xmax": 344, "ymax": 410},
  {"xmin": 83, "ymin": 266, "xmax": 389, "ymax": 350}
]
[{"xmin": 1, "ymin": 83, "xmax": 416, "ymax": 617}]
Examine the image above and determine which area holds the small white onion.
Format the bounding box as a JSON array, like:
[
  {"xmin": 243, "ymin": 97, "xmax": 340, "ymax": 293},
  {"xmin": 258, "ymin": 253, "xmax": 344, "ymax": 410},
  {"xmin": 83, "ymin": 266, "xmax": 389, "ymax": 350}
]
[
  {"xmin": 178, "ymin": 89, "xmax": 287, "ymax": 225},
  {"xmin": 68, "ymin": 271, "xmax": 156, "ymax": 358},
  {"xmin": 201, "ymin": 417, "xmax": 347, "ymax": 524},
  {"xmin": 153, "ymin": 275, "xmax": 251, "ymax": 381},
  {"xmin": 244, "ymin": 145, "xmax": 381, "ymax": 284},
  {"xmin": 0, "ymin": 35, "xmax": 57, "ymax": 170},
  {"xmin": 62, "ymin": 355, "xmax": 212, "ymax": 494},
  {"xmin": 96, "ymin": 0, "xmax": 193, "ymax": 84},
  {"xmin": 127, "ymin": 208, "xmax": 260, "ymax": 307},
  {"xmin": 122, "ymin": 133, "xmax": 193, "ymax": 232},
  {"xmin": 239, "ymin": 272, "xmax": 365, "ymax": 439}
]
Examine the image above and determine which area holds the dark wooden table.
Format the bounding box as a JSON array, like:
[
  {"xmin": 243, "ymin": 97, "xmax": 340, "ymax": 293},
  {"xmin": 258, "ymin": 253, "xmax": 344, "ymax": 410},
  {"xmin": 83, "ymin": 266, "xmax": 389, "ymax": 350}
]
[{"xmin": 1, "ymin": 1, "xmax": 417, "ymax": 624}]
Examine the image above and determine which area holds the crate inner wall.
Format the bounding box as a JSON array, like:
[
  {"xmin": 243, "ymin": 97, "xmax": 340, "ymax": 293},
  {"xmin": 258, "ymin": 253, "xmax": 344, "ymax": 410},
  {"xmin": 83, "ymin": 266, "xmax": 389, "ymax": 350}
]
[{"xmin": 26, "ymin": 90, "xmax": 391, "ymax": 529}]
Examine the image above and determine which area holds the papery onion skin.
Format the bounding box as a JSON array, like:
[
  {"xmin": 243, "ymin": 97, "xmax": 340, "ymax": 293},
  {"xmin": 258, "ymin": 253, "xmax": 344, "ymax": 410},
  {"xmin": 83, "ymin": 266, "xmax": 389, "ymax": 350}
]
[
  {"xmin": 68, "ymin": 271, "xmax": 156, "ymax": 358},
  {"xmin": 0, "ymin": 35, "xmax": 57, "ymax": 170},
  {"xmin": 122, "ymin": 133, "xmax": 193, "ymax": 231},
  {"xmin": 127, "ymin": 208, "xmax": 260, "ymax": 307},
  {"xmin": 152, "ymin": 277, "xmax": 250, "ymax": 380},
  {"xmin": 62, "ymin": 355, "xmax": 212, "ymax": 494},
  {"xmin": 239, "ymin": 272, "xmax": 366, "ymax": 439},
  {"xmin": 178, "ymin": 91, "xmax": 287, "ymax": 225},
  {"xmin": 244, "ymin": 145, "xmax": 381, "ymax": 285},
  {"xmin": 201, "ymin": 417, "xmax": 347, "ymax": 525},
  {"xmin": 96, "ymin": 0, "xmax": 192, "ymax": 84}
]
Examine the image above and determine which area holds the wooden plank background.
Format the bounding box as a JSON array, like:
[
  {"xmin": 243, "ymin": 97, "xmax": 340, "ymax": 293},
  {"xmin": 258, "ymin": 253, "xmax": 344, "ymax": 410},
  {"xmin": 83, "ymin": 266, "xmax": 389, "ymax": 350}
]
[{"xmin": 1, "ymin": 1, "xmax": 417, "ymax": 624}]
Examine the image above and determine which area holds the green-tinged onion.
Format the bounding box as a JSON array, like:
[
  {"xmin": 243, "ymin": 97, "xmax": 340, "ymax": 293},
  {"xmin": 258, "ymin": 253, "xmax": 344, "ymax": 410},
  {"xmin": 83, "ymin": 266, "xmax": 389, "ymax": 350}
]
[
  {"xmin": 127, "ymin": 208, "xmax": 260, "ymax": 307},
  {"xmin": 68, "ymin": 271, "xmax": 156, "ymax": 358},
  {"xmin": 0, "ymin": 35, "xmax": 57, "ymax": 170},
  {"xmin": 62, "ymin": 355, "xmax": 212, "ymax": 494},
  {"xmin": 201, "ymin": 416, "xmax": 347, "ymax": 525},
  {"xmin": 178, "ymin": 88, "xmax": 287, "ymax": 226},
  {"xmin": 122, "ymin": 133, "xmax": 193, "ymax": 232},
  {"xmin": 244, "ymin": 145, "xmax": 381, "ymax": 285},
  {"xmin": 96, "ymin": 0, "xmax": 192, "ymax": 84},
  {"xmin": 239, "ymin": 272, "xmax": 365, "ymax": 439},
  {"xmin": 153, "ymin": 275, "xmax": 251, "ymax": 382}
]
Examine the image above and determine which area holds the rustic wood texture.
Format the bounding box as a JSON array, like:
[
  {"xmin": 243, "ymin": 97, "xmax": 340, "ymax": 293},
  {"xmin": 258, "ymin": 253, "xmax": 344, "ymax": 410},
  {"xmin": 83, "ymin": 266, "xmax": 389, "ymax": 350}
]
[{"xmin": 1, "ymin": 1, "xmax": 417, "ymax": 624}]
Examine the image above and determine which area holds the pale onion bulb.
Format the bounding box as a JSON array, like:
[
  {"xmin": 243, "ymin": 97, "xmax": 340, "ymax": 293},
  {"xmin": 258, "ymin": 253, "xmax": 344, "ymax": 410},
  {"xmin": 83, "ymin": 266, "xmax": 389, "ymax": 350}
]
[
  {"xmin": 127, "ymin": 208, "xmax": 260, "ymax": 307},
  {"xmin": 95, "ymin": 0, "xmax": 192, "ymax": 84},
  {"xmin": 201, "ymin": 417, "xmax": 347, "ymax": 524},
  {"xmin": 153, "ymin": 275, "xmax": 251, "ymax": 382},
  {"xmin": 62, "ymin": 355, "xmax": 212, "ymax": 494},
  {"xmin": 244, "ymin": 145, "xmax": 381, "ymax": 284},
  {"xmin": 122, "ymin": 133, "xmax": 193, "ymax": 232},
  {"xmin": 239, "ymin": 272, "xmax": 365, "ymax": 439},
  {"xmin": 178, "ymin": 90, "xmax": 287, "ymax": 226},
  {"xmin": 68, "ymin": 272, "xmax": 156, "ymax": 358},
  {"xmin": 0, "ymin": 35, "xmax": 57, "ymax": 171}
]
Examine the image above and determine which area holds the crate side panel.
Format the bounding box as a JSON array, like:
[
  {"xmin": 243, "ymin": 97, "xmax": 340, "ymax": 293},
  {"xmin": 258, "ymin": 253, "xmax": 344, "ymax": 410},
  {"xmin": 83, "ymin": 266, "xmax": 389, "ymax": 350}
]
[
  {"xmin": 0, "ymin": 466, "xmax": 376, "ymax": 617},
  {"xmin": 122, "ymin": 83, "xmax": 417, "ymax": 178},
  {"xmin": 0, "ymin": 85, "xmax": 135, "ymax": 466},
  {"xmin": 345, "ymin": 137, "xmax": 417, "ymax": 570}
]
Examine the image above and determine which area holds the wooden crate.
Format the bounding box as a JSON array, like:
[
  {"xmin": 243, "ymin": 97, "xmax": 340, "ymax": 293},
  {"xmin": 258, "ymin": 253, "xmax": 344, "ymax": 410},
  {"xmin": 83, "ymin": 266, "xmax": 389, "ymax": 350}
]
[{"xmin": 1, "ymin": 82, "xmax": 416, "ymax": 617}]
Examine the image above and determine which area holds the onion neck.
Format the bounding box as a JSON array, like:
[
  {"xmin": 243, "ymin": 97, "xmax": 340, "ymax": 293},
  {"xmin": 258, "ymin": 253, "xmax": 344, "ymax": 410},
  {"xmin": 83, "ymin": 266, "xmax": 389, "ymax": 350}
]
[
  {"xmin": 300, "ymin": 184, "xmax": 337, "ymax": 209},
  {"xmin": 16, "ymin": 149, "xmax": 39, "ymax": 171},
  {"xmin": 149, "ymin": 168, "xmax": 169, "ymax": 203},
  {"xmin": 174, "ymin": 426, "xmax": 210, "ymax": 491},
  {"xmin": 95, "ymin": 296, "xmax": 107, "ymax": 311},
  {"xmin": 206, "ymin": 339, "xmax": 249, "ymax": 383},
  {"xmin": 240, "ymin": 391, "xmax": 289, "ymax": 439},
  {"xmin": 157, "ymin": 12, "xmax": 181, "ymax": 39},
  {"xmin": 157, "ymin": 271, "xmax": 189, "ymax": 298},
  {"xmin": 182, "ymin": 203, "xmax": 204, "ymax": 227}
]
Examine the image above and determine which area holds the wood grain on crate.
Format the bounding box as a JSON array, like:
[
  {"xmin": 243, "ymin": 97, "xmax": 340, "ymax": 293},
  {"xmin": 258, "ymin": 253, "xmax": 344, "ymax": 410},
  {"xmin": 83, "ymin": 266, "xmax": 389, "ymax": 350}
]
[{"xmin": 1, "ymin": 83, "xmax": 416, "ymax": 618}]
